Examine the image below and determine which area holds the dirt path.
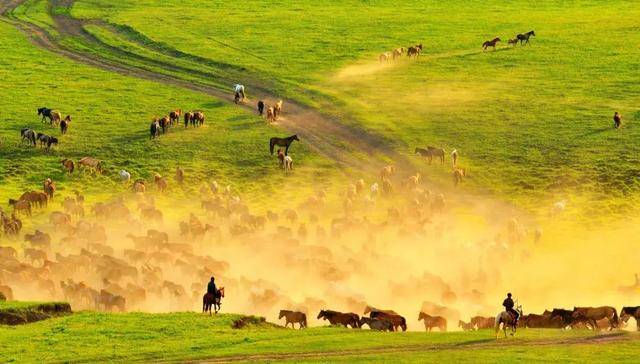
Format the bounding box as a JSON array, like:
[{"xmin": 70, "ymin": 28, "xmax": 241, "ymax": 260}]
[
  {"xmin": 0, "ymin": 0, "xmax": 408, "ymax": 174},
  {"xmin": 166, "ymin": 332, "xmax": 631, "ymax": 363}
]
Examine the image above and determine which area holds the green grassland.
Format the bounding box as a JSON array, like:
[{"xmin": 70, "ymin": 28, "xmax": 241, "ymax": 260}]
[
  {"xmin": 62, "ymin": 0, "xmax": 640, "ymax": 217},
  {"xmin": 0, "ymin": 14, "xmax": 340, "ymax": 211},
  {"xmin": 0, "ymin": 309, "xmax": 638, "ymax": 363}
]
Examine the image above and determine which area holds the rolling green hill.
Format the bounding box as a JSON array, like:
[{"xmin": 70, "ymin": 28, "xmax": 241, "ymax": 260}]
[
  {"xmin": 57, "ymin": 0, "xmax": 640, "ymax": 217},
  {"xmin": 1, "ymin": 308, "xmax": 638, "ymax": 363}
]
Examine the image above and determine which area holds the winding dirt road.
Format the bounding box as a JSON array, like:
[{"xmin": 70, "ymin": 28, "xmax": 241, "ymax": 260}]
[{"xmin": 0, "ymin": 0, "xmax": 409, "ymax": 174}]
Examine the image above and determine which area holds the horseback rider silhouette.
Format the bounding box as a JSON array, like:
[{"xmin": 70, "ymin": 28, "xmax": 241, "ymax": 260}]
[{"xmin": 503, "ymin": 292, "xmax": 519, "ymax": 323}]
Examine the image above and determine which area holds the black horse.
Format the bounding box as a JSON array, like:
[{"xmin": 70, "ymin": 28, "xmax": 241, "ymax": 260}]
[
  {"xmin": 270, "ymin": 135, "xmax": 299, "ymax": 155},
  {"xmin": 150, "ymin": 121, "xmax": 159, "ymax": 139},
  {"xmin": 37, "ymin": 107, "xmax": 54, "ymax": 123},
  {"xmin": 257, "ymin": 100, "xmax": 265, "ymax": 115},
  {"xmin": 517, "ymin": 30, "xmax": 535, "ymax": 45}
]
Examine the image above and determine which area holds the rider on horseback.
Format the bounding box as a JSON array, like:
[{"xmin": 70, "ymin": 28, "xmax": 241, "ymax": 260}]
[
  {"xmin": 207, "ymin": 276, "xmax": 217, "ymax": 298},
  {"xmin": 503, "ymin": 292, "xmax": 519, "ymax": 323}
]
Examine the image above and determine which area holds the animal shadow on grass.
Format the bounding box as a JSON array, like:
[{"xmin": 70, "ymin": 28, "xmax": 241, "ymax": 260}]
[
  {"xmin": 455, "ymin": 338, "xmax": 495, "ymax": 347},
  {"xmin": 201, "ymin": 101, "xmax": 224, "ymax": 109},
  {"xmin": 581, "ymin": 127, "xmax": 611, "ymax": 138}
]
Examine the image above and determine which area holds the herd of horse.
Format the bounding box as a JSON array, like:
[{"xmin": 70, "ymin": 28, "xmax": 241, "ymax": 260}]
[
  {"xmin": 149, "ymin": 109, "xmax": 205, "ymax": 139},
  {"xmin": 483, "ymin": 30, "xmax": 535, "ymax": 51},
  {"xmin": 19, "ymin": 108, "xmax": 73, "ymax": 150},
  {"xmin": 379, "ymin": 44, "xmax": 423, "ymax": 62},
  {"xmin": 274, "ymin": 304, "xmax": 640, "ymax": 336}
]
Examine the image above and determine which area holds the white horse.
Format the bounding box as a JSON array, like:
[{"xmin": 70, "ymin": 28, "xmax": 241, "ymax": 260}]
[
  {"xmin": 495, "ymin": 305, "xmax": 523, "ymax": 338},
  {"xmin": 119, "ymin": 170, "xmax": 131, "ymax": 182},
  {"xmin": 284, "ymin": 155, "xmax": 293, "ymax": 173}
]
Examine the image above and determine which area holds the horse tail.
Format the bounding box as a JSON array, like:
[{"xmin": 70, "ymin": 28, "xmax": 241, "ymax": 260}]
[
  {"xmin": 494, "ymin": 314, "xmax": 501, "ymax": 334},
  {"xmin": 302, "ymin": 314, "xmax": 307, "ymax": 328},
  {"xmin": 401, "ymin": 317, "xmax": 407, "ymax": 331},
  {"xmin": 269, "ymin": 139, "xmax": 275, "ymax": 155}
]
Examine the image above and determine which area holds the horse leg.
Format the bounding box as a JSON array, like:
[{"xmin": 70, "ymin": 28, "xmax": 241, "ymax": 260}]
[{"xmin": 285, "ymin": 144, "xmax": 290, "ymax": 156}]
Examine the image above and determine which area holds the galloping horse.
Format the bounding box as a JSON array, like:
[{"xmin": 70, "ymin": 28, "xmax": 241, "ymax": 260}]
[
  {"xmin": 516, "ymin": 30, "xmax": 535, "ymax": 46},
  {"xmin": 317, "ymin": 310, "xmax": 360, "ymax": 328},
  {"xmin": 270, "ymin": 135, "xmax": 299, "ymax": 155},
  {"xmin": 482, "ymin": 37, "xmax": 501, "ymax": 51},
  {"xmin": 495, "ymin": 305, "xmax": 522, "ymax": 338},
  {"xmin": 203, "ymin": 287, "xmax": 225, "ymax": 314}
]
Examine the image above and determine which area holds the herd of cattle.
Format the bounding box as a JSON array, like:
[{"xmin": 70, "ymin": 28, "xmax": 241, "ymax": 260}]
[{"xmin": 277, "ymin": 305, "xmax": 640, "ymax": 332}]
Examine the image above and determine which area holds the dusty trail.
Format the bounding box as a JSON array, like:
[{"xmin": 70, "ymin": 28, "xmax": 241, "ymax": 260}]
[
  {"xmin": 163, "ymin": 332, "xmax": 631, "ymax": 363},
  {"xmin": 0, "ymin": 0, "xmax": 407, "ymax": 174}
]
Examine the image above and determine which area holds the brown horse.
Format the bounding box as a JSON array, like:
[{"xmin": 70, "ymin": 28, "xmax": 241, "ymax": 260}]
[
  {"xmin": 273, "ymin": 100, "xmax": 283, "ymax": 120},
  {"xmin": 279, "ymin": 310, "xmax": 307, "ymax": 329},
  {"xmin": 458, "ymin": 320, "xmax": 475, "ymax": 331},
  {"xmin": 184, "ymin": 112, "xmax": 193, "ymax": 128},
  {"xmin": 169, "ymin": 109, "xmax": 181, "ymax": 125},
  {"xmin": 317, "ymin": 310, "xmax": 360, "ymax": 328},
  {"xmin": 203, "ymin": 287, "xmax": 225, "ymax": 314},
  {"xmin": 364, "ymin": 305, "xmax": 399, "ymax": 316},
  {"xmin": 418, "ymin": 312, "xmax": 447, "ymax": 332},
  {"xmin": 371, "ymin": 311, "xmax": 407, "ymax": 331},
  {"xmin": 483, "ymin": 37, "xmax": 501, "ymax": 51},
  {"xmin": 78, "ymin": 157, "xmax": 103, "ymax": 174},
  {"xmin": 620, "ymin": 306, "xmax": 640, "ymax": 330},
  {"xmin": 266, "ymin": 107, "xmax": 275, "ymax": 123},
  {"xmin": 572, "ymin": 306, "xmax": 618, "ymax": 330},
  {"xmin": 60, "ymin": 115, "xmax": 71, "ymax": 134},
  {"xmin": 508, "ymin": 38, "xmax": 518, "ymax": 46},
  {"xmin": 193, "ymin": 112, "xmax": 205, "ymax": 126},
  {"xmin": 470, "ymin": 315, "xmax": 494, "ymax": 329},
  {"xmin": 158, "ymin": 116, "xmax": 170, "ymax": 134}
]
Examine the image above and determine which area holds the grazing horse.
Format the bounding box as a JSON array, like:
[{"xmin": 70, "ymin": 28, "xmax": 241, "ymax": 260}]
[
  {"xmin": 418, "ymin": 312, "xmax": 447, "ymax": 332},
  {"xmin": 379, "ymin": 52, "xmax": 391, "ymax": 62},
  {"xmin": 193, "ymin": 112, "xmax": 205, "ymax": 126},
  {"xmin": 516, "ymin": 30, "xmax": 535, "ymax": 45},
  {"xmin": 158, "ymin": 116, "xmax": 170, "ymax": 134},
  {"xmin": 495, "ymin": 305, "xmax": 522, "ymax": 338},
  {"xmin": 508, "ymin": 38, "xmax": 518, "ymax": 46},
  {"xmin": 273, "ymin": 100, "xmax": 283, "ymax": 120},
  {"xmin": 150, "ymin": 120, "xmax": 160, "ymax": 139},
  {"xmin": 257, "ymin": 100, "xmax": 265, "ymax": 115},
  {"xmin": 266, "ymin": 107, "xmax": 275, "ymax": 123},
  {"xmin": 78, "ymin": 157, "xmax": 103, "ymax": 174},
  {"xmin": 169, "ymin": 109, "xmax": 181, "ymax": 125},
  {"xmin": 184, "ymin": 112, "xmax": 193, "ymax": 128},
  {"xmin": 620, "ymin": 306, "xmax": 640, "ymax": 330},
  {"xmin": 317, "ymin": 310, "xmax": 360, "ymax": 328},
  {"xmin": 37, "ymin": 107, "xmax": 55, "ymax": 123},
  {"xmin": 21, "ymin": 128, "xmax": 37, "ymax": 146},
  {"xmin": 60, "ymin": 115, "xmax": 71, "ymax": 134},
  {"xmin": 279, "ymin": 310, "xmax": 307, "ymax": 329},
  {"xmin": 415, "ymin": 147, "xmax": 445, "ymax": 164},
  {"xmin": 483, "ymin": 37, "xmax": 501, "ymax": 51},
  {"xmin": 572, "ymin": 306, "xmax": 618, "ymax": 330},
  {"xmin": 270, "ymin": 134, "xmax": 299, "ymax": 155},
  {"xmin": 203, "ymin": 287, "xmax": 225, "ymax": 314},
  {"xmin": 60, "ymin": 159, "xmax": 75, "ymax": 174}
]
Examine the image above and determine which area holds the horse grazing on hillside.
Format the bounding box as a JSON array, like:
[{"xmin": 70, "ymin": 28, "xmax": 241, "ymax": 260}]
[
  {"xmin": 279, "ymin": 310, "xmax": 307, "ymax": 329},
  {"xmin": 37, "ymin": 107, "xmax": 57, "ymax": 123},
  {"xmin": 203, "ymin": 287, "xmax": 225, "ymax": 314},
  {"xmin": 270, "ymin": 135, "xmax": 299, "ymax": 155},
  {"xmin": 483, "ymin": 37, "xmax": 501, "ymax": 51},
  {"xmin": 193, "ymin": 112, "xmax": 205, "ymax": 126},
  {"xmin": 60, "ymin": 115, "xmax": 71, "ymax": 134},
  {"xmin": 495, "ymin": 305, "xmax": 522, "ymax": 338},
  {"xmin": 415, "ymin": 147, "xmax": 445, "ymax": 164},
  {"xmin": 169, "ymin": 109, "xmax": 181, "ymax": 125},
  {"xmin": 317, "ymin": 310, "xmax": 360, "ymax": 328},
  {"xmin": 516, "ymin": 30, "xmax": 535, "ymax": 45},
  {"xmin": 21, "ymin": 128, "xmax": 37, "ymax": 146}
]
